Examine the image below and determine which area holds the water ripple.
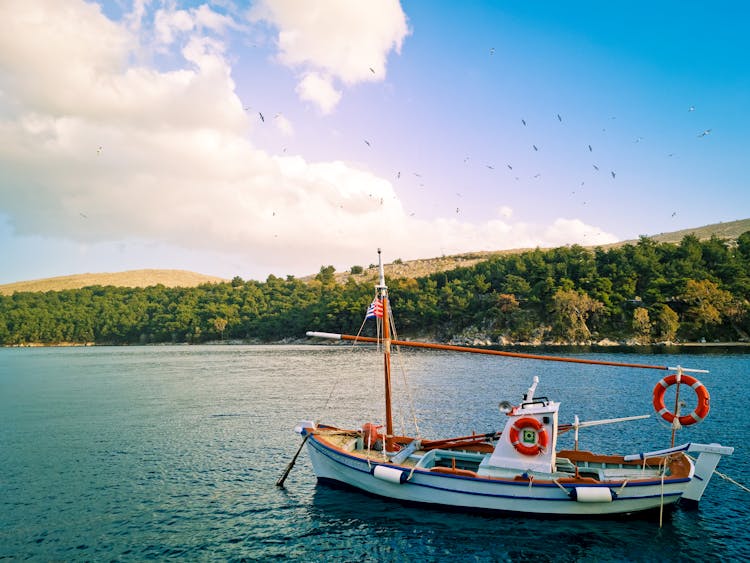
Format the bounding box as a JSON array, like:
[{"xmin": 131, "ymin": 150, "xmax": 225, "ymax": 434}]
[{"xmin": 1, "ymin": 345, "xmax": 748, "ymax": 561}]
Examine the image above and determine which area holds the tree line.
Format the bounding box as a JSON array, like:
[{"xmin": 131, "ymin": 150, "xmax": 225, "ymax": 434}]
[{"xmin": 1, "ymin": 233, "xmax": 749, "ymax": 346}]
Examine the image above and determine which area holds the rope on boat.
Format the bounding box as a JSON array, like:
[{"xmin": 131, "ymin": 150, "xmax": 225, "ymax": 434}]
[
  {"xmin": 659, "ymin": 456, "xmax": 668, "ymax": 528},
  {"xmin": 389, "ymin": 316, "xmax": 421, "ymax": 439},
  {"xmin": 552, "ymin": 478, "xmax": 569, "ymax": 494},
  {"xmin": 316, "ymin": 315, "xmax": 371, "ymax": 424},
  {"xmin": 685, "ymin": 454, "xmax": 750, "ymax": 494},
  {"xmin": 712, "ymin": 469, "xmax": 750, "ymax": 493},
  {"xmin": 407, "ymin": 464, "xmax": 418, "ymax": 482}
]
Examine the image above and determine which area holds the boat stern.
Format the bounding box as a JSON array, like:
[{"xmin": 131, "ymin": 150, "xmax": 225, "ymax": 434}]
[{"xmin": 681, "ymin": 443, "xmax": 735, "ymax": 505}]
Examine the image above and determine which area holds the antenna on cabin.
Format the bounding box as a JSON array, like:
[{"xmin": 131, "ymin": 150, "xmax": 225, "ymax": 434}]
[{"xmin": 524, "ymin": 376, "xmax": 540, "ymax": 402}]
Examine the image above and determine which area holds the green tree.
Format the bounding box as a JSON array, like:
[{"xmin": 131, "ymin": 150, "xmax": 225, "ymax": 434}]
[
  {"xmin": 632, "ymin": 307, "xmax": 651, "ymax": 344},
  {"xmin": 550, "ymin": 289, "xmax": 604, "ymax": 343},
  {"xmin": 679, "ymin": 279, "xmax": 733, "ymax": 339},
  {"xmin": 213, "ymin": 317, "xmax": 228, "ymax": 340},
  {"xmin": 652, "ymin": 304, "xmax": 679, "ymax": 342}
]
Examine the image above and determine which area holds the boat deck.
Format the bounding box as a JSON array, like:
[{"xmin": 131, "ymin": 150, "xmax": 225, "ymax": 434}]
[{"xmin": 314, "ymin": 430, "xmax": 691, "ymax": 483}]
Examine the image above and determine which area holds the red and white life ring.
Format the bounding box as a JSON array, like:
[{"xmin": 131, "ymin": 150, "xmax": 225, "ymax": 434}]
[
  {"xmin": 509, "ymin": 417, "xmax": 549, "ymax": 456},
  {"xmin": 652, "ymin": 374, "xmax": 710, "ymax": 426}
]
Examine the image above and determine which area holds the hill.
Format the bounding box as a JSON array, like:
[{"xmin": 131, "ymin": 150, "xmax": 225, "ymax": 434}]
[
  {"xmin": 636, "ymin": 217, "xmax": 750, "ymax": 244},
  {"xmin": 2, "ymin": 218, "xmax": 748, "ymax": 295},
  {"xmin": 0, "ymin": 269, "xmax": 228, "ymax": 296},
  {"xmin": 327, "ymin": 218, "xmax": 750, "ymax": 284}
]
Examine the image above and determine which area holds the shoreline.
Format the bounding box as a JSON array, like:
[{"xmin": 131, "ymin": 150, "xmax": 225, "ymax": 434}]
[{"xmin": 4, "ymin": 340, "xmax": 750, "ymax": 349}]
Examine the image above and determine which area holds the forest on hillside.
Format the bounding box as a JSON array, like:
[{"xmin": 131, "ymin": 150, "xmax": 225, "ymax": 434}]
[{"xmin": 1, "ymin": 233, "xmax": 750, "ymax": 346}]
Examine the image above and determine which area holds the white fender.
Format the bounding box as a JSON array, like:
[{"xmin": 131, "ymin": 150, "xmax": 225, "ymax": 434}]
[
  {"xmin": 572, "ymin": 487, "xmax": 614, "ymax": 503},
  {"xmin": 373, "ymin": 465, "xmax": 407, "ymax": 484}
]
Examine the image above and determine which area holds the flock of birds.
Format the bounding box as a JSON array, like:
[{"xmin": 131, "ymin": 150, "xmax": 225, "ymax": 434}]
[
  {"xmin": 87, "ymin": 102, "xmax": 711, "ymax": 234},
  {"xmin": 85, "ymin": 52, "xmax": 714, "ymax": 239},
  {"xmin": 348, "ymin": 104, "xmax": 710, "ymax": 221}
]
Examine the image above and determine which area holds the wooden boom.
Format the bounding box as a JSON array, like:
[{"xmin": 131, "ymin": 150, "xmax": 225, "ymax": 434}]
[{"xmin": 305, "ymin": 331, "xmax": 709, "ymax": 373}]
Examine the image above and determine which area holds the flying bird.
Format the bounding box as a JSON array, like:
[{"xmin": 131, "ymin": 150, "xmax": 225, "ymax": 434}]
[
  {"xmin": 672, "ymin": 211, "xmax": 677, "ymax": 217},
  {"xmin": 396, "ymin": 171, "xmax": 401, "ymax": 179},
  {"xmin": 557, "ymin": 114, "xmax": 562, "ymax": 122},
  {"xmin": 507, "ymin": 164, "xmax": 513, "ymax": 170},
  {"xmin": 96, "ymin": 146, "xmax": 102, "ymax": 155},
  {"xmin": 489, "ymin": 47, "xmax": 495, "ymax": 55},
  {"xmin": 593, "ymin": 164, "xmax": 599, "ymax": 171},
  {"xmin": 486, "ymin": 165, "xmax": 494, "ymax": 170},
  {"xmin": 369, "ymin": 67, "xmax": 375, "ymax": 73},
  {"xmin": 611, "ymin": 171, "xmax": 616, "ymax": 178},
  {"xmin": 688, "ymin": 105, "xmax": 695, "ymax": 112},
  {"xmin": 364, "ymin": 140, "xmax": 371, "ymax": 146},
  {"xmin": 588, "ymin": 144, "xmax": 592, "ymax": 152},
  {"xmin": 532, "ymin": 144, "xmax": 538, "ymax": 151},
  {"xmin": 79, "ymin": 212, "xmax": 88, "ymax": 219},
  {"xmin": 259, "ymin": 112, "xmax": 264, "ymax": 122},
  {"xmin": 521, "ymin": 119, "xmax": 527, "ymax": 126},
  {"xmin": 697, "ymin": 129, "xmax": 712, "ymax": 137}
]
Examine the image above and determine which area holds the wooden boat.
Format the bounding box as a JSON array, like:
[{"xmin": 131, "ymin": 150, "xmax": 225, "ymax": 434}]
[{"xmin": 289, "ymin": 250, "xmax": 733, "ymax": 518}]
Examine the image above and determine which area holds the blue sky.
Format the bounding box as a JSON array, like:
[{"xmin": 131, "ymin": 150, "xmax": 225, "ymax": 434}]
[{"xmin": 1, "ymin": 1, "xmax": 747, "ymax": 284}]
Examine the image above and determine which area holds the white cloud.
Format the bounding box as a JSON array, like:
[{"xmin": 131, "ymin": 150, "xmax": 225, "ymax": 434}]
[
  {"xmin": 295, "ymin": 72, "xmax": 342, "ymax": 114},
  {"xmin": 154, "ymin": 4, "xmax": 238, "ymax": 47},
  {"xmin": 154, "ymin": 7, "xmax": 195, "ymax": 45},
  {"xmin": 273, "ymin": 113, "xmax": 294, "ymax": 136},
  {"xmin": 248, "ymin": 0, "xmax": 410, "ymax": 112},
  {"xmin": 0, "ymin": 1, "xmax": 618, "ymax": 282}
]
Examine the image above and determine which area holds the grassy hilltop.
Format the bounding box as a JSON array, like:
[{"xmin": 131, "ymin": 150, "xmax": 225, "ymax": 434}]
[{"xmin": 1, "ymin": 218, "xmax": 748, "ymax": 296}]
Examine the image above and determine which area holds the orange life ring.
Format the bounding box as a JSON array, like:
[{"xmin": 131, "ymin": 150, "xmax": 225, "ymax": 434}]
[
  {"xmin": 652, "ymin": 374, "xmax": 710, "ymax": 426},
  {"xmin": 509, "ymin": 417, "xmax": 548, "ymax": 456}
]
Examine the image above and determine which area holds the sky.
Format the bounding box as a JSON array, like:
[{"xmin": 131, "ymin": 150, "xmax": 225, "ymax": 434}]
[{"xmin": 1, "ymin": 1, "xmax": 748, "ymax": 284}]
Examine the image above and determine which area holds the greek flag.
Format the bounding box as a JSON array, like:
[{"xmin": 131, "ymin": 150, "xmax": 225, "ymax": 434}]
[{"xmin": 366, "ymin": 298, "xmax": 384, "ymax": 319}]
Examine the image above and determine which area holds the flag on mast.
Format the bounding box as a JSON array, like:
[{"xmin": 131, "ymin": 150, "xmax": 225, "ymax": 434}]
[{"xmin": 366, "ymin": 298, "xmax": 384, "ymax": 319}]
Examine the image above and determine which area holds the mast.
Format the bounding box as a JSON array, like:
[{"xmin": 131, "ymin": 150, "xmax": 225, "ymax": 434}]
[{"xmin": 376, "ymin": 249, "xmax": 394, "ymax": 443}]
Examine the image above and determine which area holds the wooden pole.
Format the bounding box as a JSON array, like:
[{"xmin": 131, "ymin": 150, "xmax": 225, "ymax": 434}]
[
  {"xmin": 670, "ymin": 370, "xmax": 683, "ymax": 447},
  {"xmin": 275, "ymin": 433, "xmax": 310, "ymax": 488},
  {"xmin": 382, "ymin": 295, "xmax": 394, "ymax": 443},
  {"xmin": 336, "ymin": 334, "xmax": 675, "ymax": 371}
]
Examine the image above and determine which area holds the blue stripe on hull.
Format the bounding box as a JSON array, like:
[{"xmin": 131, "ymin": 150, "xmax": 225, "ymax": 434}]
[
  {"xmin": 315, "ymin": 477, "xmax": 679, "ymax": 521},
  {"xmin": 307, "ymin": 435, "xmax": 686, "ymax": 514}
]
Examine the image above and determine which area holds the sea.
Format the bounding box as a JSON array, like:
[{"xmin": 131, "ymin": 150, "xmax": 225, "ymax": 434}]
[{"xmin": 1, "ymin": 344, "xmax": 748, "ymax": 562}]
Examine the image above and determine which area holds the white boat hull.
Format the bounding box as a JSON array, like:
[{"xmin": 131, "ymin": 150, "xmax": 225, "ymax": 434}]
[{"xmin": 306, "ymin": 435, "xmax": 692, "ymax": 517}]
